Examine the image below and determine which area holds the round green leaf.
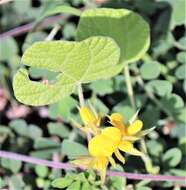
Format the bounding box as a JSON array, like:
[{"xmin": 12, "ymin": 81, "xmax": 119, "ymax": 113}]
[
  {"xmin": 0, "ymin": 37, "xmax": 18, "ymax": 61},
  {"xmin": 146, "ymin": 80, "xmax": 172, "ymax": 96},
  {"xmin": 163, "ymin": 148, "xmax": 182, "ymax": 167},
  {"xmin": 140, "ymin": 61, "xmax": 161, "ymax": 79},
  {"xmin": 177, "ymin": 52, "xmax": 186, "ymax": 64},
  {"xmin": 67, "ymin": 181, "xmax": 81, "ymax": 190},
  {"xmin": 51, "ymin": 177, "xmax": 73, "ymax": 188},
  {"xmin": 61, "ymin": 140, "xmax": 88, "ymax": 158},
  {"xmin": 175, "ymin": 65, "xmax": 186, "ymax": 79},
  {"xmin": 35, "ymin": 165, "xmax": 48, "ymax": 178},
  {"xmin": 77, "ymin": 8, "xmax": 150, "ymax": 65}
]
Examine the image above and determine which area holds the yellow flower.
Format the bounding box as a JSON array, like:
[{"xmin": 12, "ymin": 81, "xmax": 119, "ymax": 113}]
[
  {"xmin": 78, "ymin": 106, "xmax": 101, "ymax": 135},
  {"xmin": 109, "ymin": 113, "xmax": 144, "ymax": 141},
  {"xmin": 73, "ymin": 126, "xmax": 143, "ymax": 183}
]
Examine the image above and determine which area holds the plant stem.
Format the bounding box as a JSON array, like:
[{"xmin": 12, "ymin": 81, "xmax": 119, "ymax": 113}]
[
  {"xmin": 123, "ymin": 64, "xmax": 158, "ymax": 175},
  {"xmin": 77, "ymin": 83, "xmax": 85, "ymax": 107},
  {"xmin": 124, "ymin": 65, "xmax": 136, "ymax": 112},
  {"xmin": 45, "ymin": 24, "xmax": 60, "ymax": 41},
  {"xmin": 0, "ymin": 150, "xmax": 185, "ymax": 183}
]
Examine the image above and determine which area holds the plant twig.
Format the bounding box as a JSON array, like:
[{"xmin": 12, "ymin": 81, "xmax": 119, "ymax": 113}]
[
  {"xmin": 0, "ymin": 150, "xmax": 185, "ymax": 183},
  {"xmin": 123, "ymin": 64, "xmax": 158, "ymax": 175},
  {"xmin": 124, "ymin": 65, "xmax": 136, "ymax": 112},
  {"xmin": 77, "ymin": 83, "xmax": 85, "ymax": 107},
  {"xmin": 45, "ymin": 24, "xmax": 60, "ymax": 41},
  {"xmin": 0, "ymin": 14, "xmax": 65, "ymax": 39}
]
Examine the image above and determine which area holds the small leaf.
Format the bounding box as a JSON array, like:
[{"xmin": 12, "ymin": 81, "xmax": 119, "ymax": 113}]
[
  {"xmin": 61, "ymin": 140, "xmax": 88, "ymax": 158},
  {"xmin": 163, "ymin": 148, "xmax": 182, "ymax": 167},
  {"xmin": 1, "ymin": 158, "xmax": 22, "ymax": 173},
  {"xmin": 77, "ymin": 8, "xmax": 150, "ymax": 64},
  {"xmin": 47, "ymin": 122, "xmax": 70, "ymax": 138},
  {"xmin": 9, "ymin": 119, "xmax": 28, "ymax": 136},
  {"xmin": 177, "ymin": 52, "xmax": 186, "ymax": 64},
  {"xmin": 140, "ymin": 61, "xmax": 161, "ymax": 79},
  {"xmin": 175, "ymin": 65, "xmax": 186, "ymax": 79},
  {"xmin": 35, "ymin": 165, "xmax": 49, "ymax": 178},
  {"xmin": 43, "ymin": 5, "xmax": 81, "ymax": 18},
  {"xmin": 48, "ymin": 97, "xmax": 77, "ymax": 120},
  {"xmin": 67, "ymin": 181, "xmax": 81, "ymax": 190},
  {"xmin": 81, "ymin": 181, "xmax": 92, "ymax": 190},
  {"xmin": 34, "ymin": 137, "xmax": 60, "ymax": 149},
  {"xmin": 0, "ymin": 37, "xmax": 18, "ymax": 61},
  {"xmin": 161, "ymin": 93, "xmax": 184, "ymax": 114},
  {"xmin": 51, "ymin": 177, "xmax": 73, "ymax": 188},
  {"xmin": 28, "ymin": 124, "xmax": 43, "ymax": 139},
  {"xmin": 89, "ymin": 80, "xmax": 113, "ymax": 96},
  {"xmin": 13, "ymin": 37, "xmax": 120, "ymax": 106},
  {"xmin": 146, "ymin": 80, "xmax": 172, "ymax": 96},
  {"xmin": 9, "ymin": 175, "xmax": 25, "ymax": 190}
]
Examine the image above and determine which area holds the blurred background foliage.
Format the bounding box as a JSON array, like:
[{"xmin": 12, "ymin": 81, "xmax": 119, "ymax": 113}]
[{"xmin": 0, "ymin": 0, "xmax": 185, "ymax": 189}]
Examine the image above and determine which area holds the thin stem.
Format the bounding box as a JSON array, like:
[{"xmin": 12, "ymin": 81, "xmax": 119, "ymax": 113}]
[
  {"xmin": 0, "ymin": 150, "xmax": 185, "ymax": 183},
  {"xmin": 124, "ymin": 65, "xmax": 136, "ymax": 112},
  {"xmin": 124, "ymin": 65, "xmax": 158, "ymax": 174},
  {"xmin": 45, "ymin": 24, "xmax": 60, "ymax": 41},
  {"xmin": 77, "ymin": 83, "xmax": 85, "ymax": 107},
  {"xmin": 0, "ymin": 14, "xmax": 65, "ymax": 39}
]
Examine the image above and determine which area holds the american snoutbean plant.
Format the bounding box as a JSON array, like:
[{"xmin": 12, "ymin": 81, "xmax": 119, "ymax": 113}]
[{"xmin": 13, "ymin": 8, "xmax": 155, "ymax": 185}]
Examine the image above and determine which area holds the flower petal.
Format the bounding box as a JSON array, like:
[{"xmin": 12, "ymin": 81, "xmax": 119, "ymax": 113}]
[
  {"xmin": 101, "ymin": 127, "xmax": 121, "ymax": 143},
  {"xmin": 114, "ymin": 149, "xmax": 125, "ymax": 164},
  {"xmin": 79, "ymin": 106, "xmax": 97, "ymax": 125},
  {"xmin": 118, "ymin": 140, "xmax": 133, "ymax": 152},
  {"xmin": 108, "ymin": 113, "xmax": 126, "ymax": 135},
  {"xmin": 108, "ymin": 156, "xmax": 116, "ymax": 168},
  {"xmin": 127, "ymin": 120, "xmax": 143, "ymax": 135}
]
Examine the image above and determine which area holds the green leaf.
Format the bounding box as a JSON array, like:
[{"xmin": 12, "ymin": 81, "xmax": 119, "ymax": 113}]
[
  {"xmin": 13, "ymin": 36, "xmax": 120, "ymax": 106},
  {"xmin": 67, "ymin": 181, "xmax": 81, "ymax": 190},
  {"xmin": 42, "ymin": 5, "xmax": 81, "ymax": 18},
  {"xmin": 35, "ymin": 165, "xmax": 49, "ymax": 178},
  {"xmin": 51, "ymin": 177, "xmax": 73, "ymax": 188},
  {"xmin": 140, "ymin": 61, "xmax": 161, "ymax": 79},
  {"xmin": 34, "ymin": 137, "xmax": 60, "ymax": 149},
  {"xmin": 48, "ymin": 122, "xmax": 70, "ymax": 138},
  {"xmin": 161, "ymin": 94, "xmax": 184, "ymax": 114},
  {"xmin": 175, "ymin": 65, "xmax": 186, "ymax": 79},
  {"xmin": 9, "ymin": 119, "xmax": 28, "ymax": 136},
  {"xmin": 61, "ymin": 139, "xmax": 88, "ymax": 158},
  {"xmin": 9, "ymin": 119, "xmax": 42, "ymax": 139},
  {"xmin": 81, "ymin": 181, "xmax": 92, "ymax": 190},
  {"xmin": 77, "ymin": 8, "xmax": 150, "ymax": 65},
  {"xmin": 48, "ymin": 97, "xmax": 77, "ymax": 120},
  {"xmin": 9, "ymin": 175, "xmax": 25, "ymax": 190},
  {"xmin": 89, "ymin": 80, "xmax": 113, "ymax": 96},
  {"xmin": 163, "ymin": 148, "xmax": 182, "ymax": 167},
  {"xmin": 113, "ymin": 103, "xmax": 135, "ymax": 122},
  {"xmin": 28, "ymin": 124, "xmax": 43, "ymax": 140},
  {"xmin": 147, "ymin": 140, "xmax": 164, "ymax": 157},
  {"xmin": 177, "ymin": 52, "xmax": 186, "ymax": 64},
  {"xmin": 0, "ymin": 37, "xmax": 18, "ymax": 61},
  {"xmin": 146, "ymin": 80, "xmax": 172, "ymax": 96},
  {"xmin": 1, "ymin": 158, "xmax": 22, "ymax": 173}
]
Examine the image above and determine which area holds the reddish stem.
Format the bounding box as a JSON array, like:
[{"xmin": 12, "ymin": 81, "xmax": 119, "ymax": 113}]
[
  {"xmin": 0, "ymin": 150, "xmax": 185, "ymax": 183},
  {"xmin": 0, "ymin": 14, "xmax": 65, "ymax": 39}
]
